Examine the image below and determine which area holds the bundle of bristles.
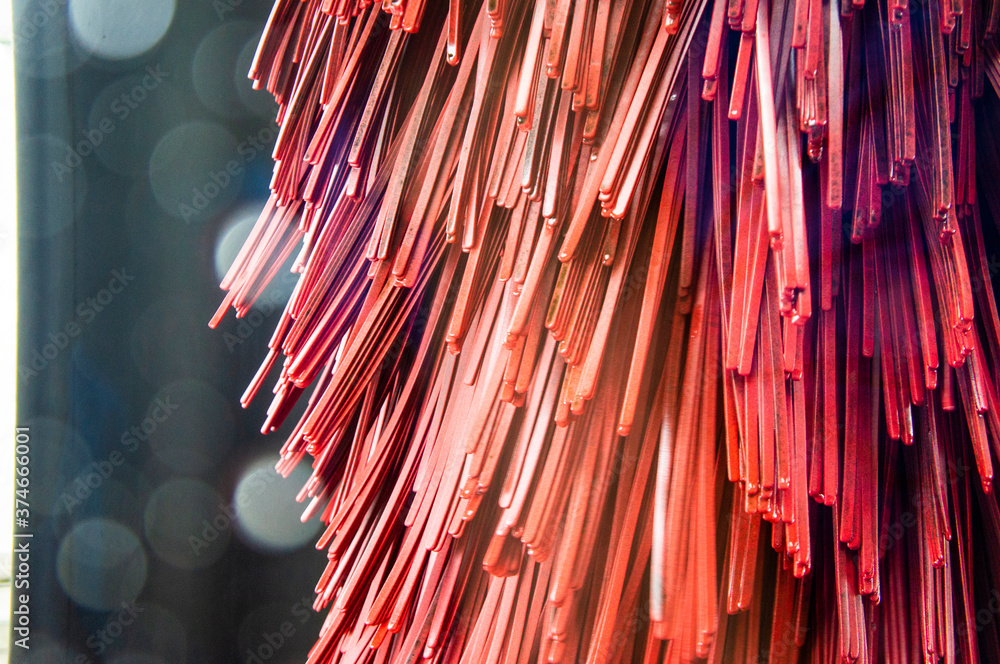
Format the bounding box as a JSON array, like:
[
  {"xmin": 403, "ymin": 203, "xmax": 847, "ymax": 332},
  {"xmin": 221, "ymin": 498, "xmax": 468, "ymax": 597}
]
[{"xmin": 210, "ymin": 0, "xmax": 1000, "ymax": 661}]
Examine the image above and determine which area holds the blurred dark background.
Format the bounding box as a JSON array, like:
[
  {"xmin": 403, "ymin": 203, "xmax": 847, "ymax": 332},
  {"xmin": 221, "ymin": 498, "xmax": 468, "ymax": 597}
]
[{"xmin": 13, "ymin": 0, "xmax": 326, "ymax": 661}]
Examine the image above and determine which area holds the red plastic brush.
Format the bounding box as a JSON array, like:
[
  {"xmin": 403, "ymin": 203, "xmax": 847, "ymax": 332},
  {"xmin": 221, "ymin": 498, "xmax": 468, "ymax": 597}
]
[{"xmin": 211, "ymin": 0, "xmax": 1000, "ymax": 662}]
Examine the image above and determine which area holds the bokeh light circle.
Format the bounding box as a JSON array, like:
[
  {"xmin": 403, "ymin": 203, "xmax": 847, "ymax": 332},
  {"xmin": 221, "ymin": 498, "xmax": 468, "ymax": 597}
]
[
  {"xmin": 143, "ymin": 478, "xmax": 230, "ymax": 570},
  {"xmin": 233, "ymin": 457, "xmax": 322, "ymax": 553},
  {"xmin": 69, "ymin": 0, "xmax": 175, "ymax": 60},
  {"xmin": 56, "ymin": 518, "xmax": 148, "ymax": 611},
  {"xmin": 236, "ymin": 37, "xmax": 280, "ymax": 118},
  {"xmin": 214, "ymin": 205, "xmax": 298, "ymax": 308},
  {"xmin": 193, "ymin": 21, "xmax": 269, "ymax": 119},
  {"xmin": 214, "ymin": 204, "xmax": 261, "ymax": 283},
  {"xmin": 148, "ymin": 120, "xmax": 242, "ymax": 222},
  {"xmin": 144, "ymin": 379, "xmax": 235, "ymax": 475}
]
